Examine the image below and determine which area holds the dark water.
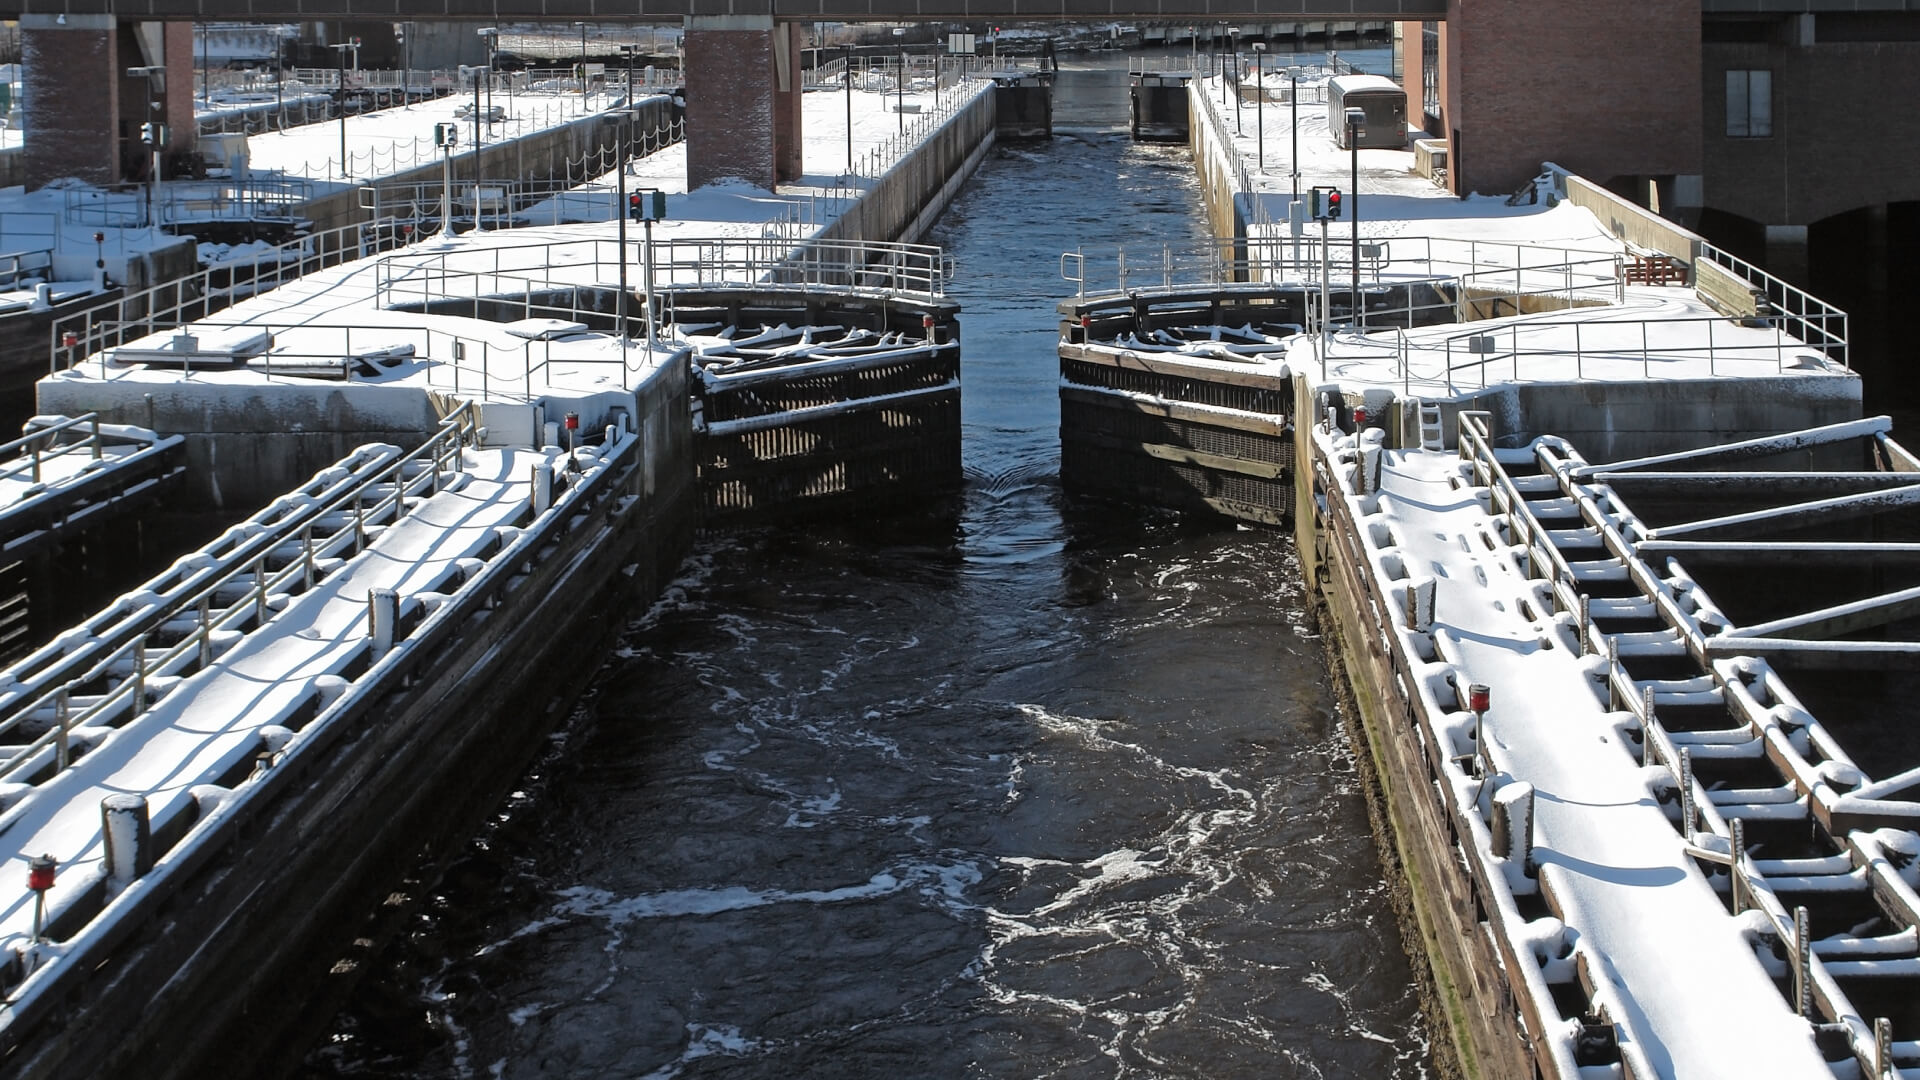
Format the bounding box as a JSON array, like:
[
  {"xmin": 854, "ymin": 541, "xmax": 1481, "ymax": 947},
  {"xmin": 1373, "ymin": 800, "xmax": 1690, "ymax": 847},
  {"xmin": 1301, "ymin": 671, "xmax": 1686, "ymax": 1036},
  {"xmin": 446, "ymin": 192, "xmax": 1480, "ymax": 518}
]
[{"xmin": 301, "ymin": 66, "xmax": 1426, "ymax": 1080}]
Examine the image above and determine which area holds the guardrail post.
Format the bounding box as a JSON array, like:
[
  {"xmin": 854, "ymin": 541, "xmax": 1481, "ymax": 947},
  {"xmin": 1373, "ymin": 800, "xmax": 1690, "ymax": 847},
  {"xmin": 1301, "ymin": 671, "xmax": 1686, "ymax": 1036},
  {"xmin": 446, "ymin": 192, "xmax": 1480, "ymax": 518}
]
[
  {"xmin": 90, "ymin": 415, "xmax": 102, "ymax": 460},
  {"xmin": 193, "ymin": 594, "xmax": 212, "ymax": 671},
  {"xmin": 253, "ymin": 554, "xmax": 269, "ymax": 625},
  {"xmin": 101, "ymin": 793, "xmax": 153, "ymax": 886},
  {"xmin": 1677, "ymin": 747, "xmax": 1695, "ymax": 838},
  {"xmin": 1793, "ymin": 905, "xmax": 1812, "ymax": 1017},
  {"xmin": 1729, "ymin": 817, "xmax": 1746, "ymax": 915},
  {"xmin": 367, "ymin": 588, "xmax": 397, "ymax": 658},
  {"xmin": 53, "ymin": 688, "xmax": 70, "ymax": 770}
]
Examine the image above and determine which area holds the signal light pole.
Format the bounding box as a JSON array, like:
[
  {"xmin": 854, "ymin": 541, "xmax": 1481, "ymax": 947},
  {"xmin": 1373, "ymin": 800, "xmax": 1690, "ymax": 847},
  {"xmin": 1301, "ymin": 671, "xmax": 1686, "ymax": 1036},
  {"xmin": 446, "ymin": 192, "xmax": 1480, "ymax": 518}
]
[{"xmin": 1346, "ymin": 107, "xmax": 1365, "ymax": 330}]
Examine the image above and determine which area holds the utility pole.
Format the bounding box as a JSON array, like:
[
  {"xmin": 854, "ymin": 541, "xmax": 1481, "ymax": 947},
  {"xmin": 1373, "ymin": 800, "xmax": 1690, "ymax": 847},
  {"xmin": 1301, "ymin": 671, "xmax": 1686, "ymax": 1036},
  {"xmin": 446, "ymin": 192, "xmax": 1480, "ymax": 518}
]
[
  {"xmin": 618, "ymin": 45, "xmax": 634, "ymax": 342},
  {"xmin": 1347, "ymin": 107, "xmax": 1364, "ymax": 329}
]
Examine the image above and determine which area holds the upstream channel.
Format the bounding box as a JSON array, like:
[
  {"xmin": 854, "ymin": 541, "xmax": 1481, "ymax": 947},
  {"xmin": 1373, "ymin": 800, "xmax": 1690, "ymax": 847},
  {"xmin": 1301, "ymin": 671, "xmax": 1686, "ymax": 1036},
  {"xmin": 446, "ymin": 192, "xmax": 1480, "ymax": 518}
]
[{"xmin": 302, "ymin": 55, "xmax": 1430, "ymax": 1080}]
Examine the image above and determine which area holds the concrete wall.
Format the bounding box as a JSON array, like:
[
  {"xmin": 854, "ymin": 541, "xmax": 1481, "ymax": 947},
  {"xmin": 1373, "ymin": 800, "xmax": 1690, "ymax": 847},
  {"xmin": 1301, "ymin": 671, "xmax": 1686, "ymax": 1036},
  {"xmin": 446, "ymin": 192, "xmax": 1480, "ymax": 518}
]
[
  {"xmin": 817, "ymin": 83, "xmax": 995, "ymax": 246},
  {"xmin": 1443, "ymin": 0, "xmax": 1700, "ymax": 197},
  {"xmin": 304, "ymin": 96, "xmax": 678, "ymax": 235},
  {"xmin": 1430, "ymin": 373, "xmax": 1862, "ymax": 462}
]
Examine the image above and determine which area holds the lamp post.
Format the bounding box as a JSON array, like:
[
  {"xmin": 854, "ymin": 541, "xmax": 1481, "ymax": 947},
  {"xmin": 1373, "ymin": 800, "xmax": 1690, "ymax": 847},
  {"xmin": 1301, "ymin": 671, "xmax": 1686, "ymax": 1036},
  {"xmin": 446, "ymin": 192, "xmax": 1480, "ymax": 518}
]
[
  {"xmin": 198, "ymin": 23, "xmax": 208, "ymax": 106},
  {"xmin": 470, "ymin": 64, "xmax": 486, "ymax": 232},
  {"xmin": 845, "ymin": 43, "xmax": 854, "ymax": 175},
  {"xmin": 574, "ymin": 22, "xmax": 588, "ymax": 98},
  {"xmin": 478, "ymin": 27, "xmax": 498, "ymax": 118},
  {"xmin": 617, "ymin": 45, "xmax": 634, "ymax": 342},
  {"xmin": 1346, "ymin": 106, "xmax": 1365, "ymax": 329},
  {"xmin": 1251, "ymin": 42, "xmax": 1265, "ymax": 171},
  {"xmin": 1289, "ymin": 66, "xmax": 1301, "ymax": 202},
  {"xmin": 897, "ymin": 50, "xmax": 905, "ymax": 135},
  {"xmin": 331, "ymin": 43, "xmax": 352, "ymax": 178},
  {"xmin": 126, "ymin": 66, "xmax": 164, "ymax": 228},
  {"xmin": 1228, "ymin": 27, "xmax": 1241, "ymax": 133},
  {"xmin": 433, "ymin": 121, "xmax": 458, "ymax": 239}
]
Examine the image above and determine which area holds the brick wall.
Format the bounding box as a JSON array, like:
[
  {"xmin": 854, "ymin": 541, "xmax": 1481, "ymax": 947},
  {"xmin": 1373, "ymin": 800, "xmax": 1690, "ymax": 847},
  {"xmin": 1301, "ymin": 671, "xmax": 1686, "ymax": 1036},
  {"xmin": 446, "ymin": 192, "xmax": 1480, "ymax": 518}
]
[
  {"xmin": 1446, "ymin": 0, "xmax": 1700, "ymax": 197},
  {"xmin": 164, "ymin": 22, "xmax": 198, "ymax": 164},
  {"xmin": 772, "ymin": 22, "xmax": 802, "ymax": 183},
  {"xmin": 1704, "ymin": 37, "xmax": 1920, "ymax": 227},
  {"xmin": 685, "ymin": 21, "xmax": 774, "ymax": 191},
  {"xmin": 22, "ymin": 22, "xmax": 119, "ymax": 188}
]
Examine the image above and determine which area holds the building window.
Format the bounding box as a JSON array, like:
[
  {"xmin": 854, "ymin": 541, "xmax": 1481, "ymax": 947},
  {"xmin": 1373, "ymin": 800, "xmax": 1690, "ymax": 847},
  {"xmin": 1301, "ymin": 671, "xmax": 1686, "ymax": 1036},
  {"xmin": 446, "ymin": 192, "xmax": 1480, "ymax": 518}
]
[
  {"xmin": 1422, "ymin": 22, "xmax": 1440, "ymax": 123},
  {"xmin": 1726, "ymin": 69, "xmax": 1772, "ymax": 137}
]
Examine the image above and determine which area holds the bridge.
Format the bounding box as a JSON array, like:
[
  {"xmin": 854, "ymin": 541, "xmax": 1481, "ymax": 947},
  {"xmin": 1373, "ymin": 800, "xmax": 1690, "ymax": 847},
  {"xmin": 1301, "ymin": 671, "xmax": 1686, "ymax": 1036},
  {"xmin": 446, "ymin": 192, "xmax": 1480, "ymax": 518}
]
[{"xmin": 8, "ymin": 0, "xmax": 1920, "ymax": 300}]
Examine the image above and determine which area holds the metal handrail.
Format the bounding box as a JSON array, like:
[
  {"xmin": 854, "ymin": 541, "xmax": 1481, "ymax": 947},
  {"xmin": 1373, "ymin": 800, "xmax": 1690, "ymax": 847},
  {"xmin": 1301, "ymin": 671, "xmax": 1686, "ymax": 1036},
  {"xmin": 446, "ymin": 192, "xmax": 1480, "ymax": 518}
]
[
  {"xmin": 374, "ymin": 234, "xmax": 948, "ymax": 308},
  {"xmin": 0, "ymin": 403, "xmax": 480, "ymax": 787},
  {"xmin": 1699, "ymin": 241, "xmax": 1849, "ymax": 368},
  {"xmin": 0, "ymin": 414, "xmax": 103, "ymax": 484},
  {"xmin": 1436, "ymin": 311, "xmax": 1831, "ymax": 390},
  {"xmin": 50, "ymin": 218, "xmax": 396, "ymax": 373}
]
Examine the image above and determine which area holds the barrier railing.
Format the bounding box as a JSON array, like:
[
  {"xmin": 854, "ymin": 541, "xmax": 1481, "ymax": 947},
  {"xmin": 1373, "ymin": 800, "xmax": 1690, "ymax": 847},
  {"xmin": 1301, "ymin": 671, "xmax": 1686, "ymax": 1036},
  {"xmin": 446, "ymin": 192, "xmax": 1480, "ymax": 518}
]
[
  {"xmin": 48, "ymin": 219, "xmax": 398, "ymax": 373},
  {"xmin": 1698, "ymin": 242, "xmax": 1848, "ymax": 368},
  {"xmin": 0, "ymin": 247, "xmax": 52, "ymax": 291},
  {"xmin": 0, "ymin": 402, "xmax": 478, "ymax": 788},
  {"xmin": 0, "ymin": 413, "xmax": 103, "ymax": 484},
  {"xmin": 373, "ymin": 234, "xmax": 948, "ymax": 311},
  {"xmin": 1457, "ymin": 416, "xmax": 1920, "ymax": 1080},
  {"xmin": 357, "ymin": 117, "xmax": 685, "ymax": 227},
  {"xmin": 1434, "ymin": 311, "xmax": 1832, "ymax": 391}
]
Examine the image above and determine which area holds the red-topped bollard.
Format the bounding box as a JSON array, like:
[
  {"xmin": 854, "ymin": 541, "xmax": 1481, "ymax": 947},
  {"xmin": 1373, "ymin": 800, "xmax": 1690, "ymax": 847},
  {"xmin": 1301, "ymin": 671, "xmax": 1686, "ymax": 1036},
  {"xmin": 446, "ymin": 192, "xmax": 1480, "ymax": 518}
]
[
  {"xmin": 1468, "ymin": 683, "xmax": 1491, "ymax": 714},
  {"xmin": 923, "ymin": 313, "xmax": 938, "ymax": 346},
  {"xmin": 28, "ymin": 854, "xmax": 55, "ymax": 942}
]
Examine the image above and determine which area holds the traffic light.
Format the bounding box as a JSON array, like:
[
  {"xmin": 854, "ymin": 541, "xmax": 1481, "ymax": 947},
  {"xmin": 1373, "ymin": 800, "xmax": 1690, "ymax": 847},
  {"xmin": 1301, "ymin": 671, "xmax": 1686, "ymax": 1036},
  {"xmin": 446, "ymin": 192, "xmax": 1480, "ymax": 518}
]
[
  {"xmin": 1310, "ymin": 185, "xmax": 1342, "ymax": 221},
  {"xmin": 139, "ymin": 122, "xmax": 167, "ymax": 148},
  {"xmin": 628, "ymin": 190, "xmax": 667, "ymax": 221}
]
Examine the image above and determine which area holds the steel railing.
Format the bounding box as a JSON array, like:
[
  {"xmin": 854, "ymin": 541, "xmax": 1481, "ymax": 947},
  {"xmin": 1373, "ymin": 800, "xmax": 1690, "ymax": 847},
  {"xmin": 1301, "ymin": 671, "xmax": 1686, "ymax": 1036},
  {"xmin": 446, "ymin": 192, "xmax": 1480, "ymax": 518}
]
[
  {"xmin": 374, "ymin": 234, "xmax": 948, "ymax": 311},
  {"xmin": 1698, "ymin": 241, "xmax": 1848, "ymax": 368},
  {"xmin": 48, "ymin": 219, "xmax": 402, "ymax": 373},
  {"xmin": 0, "ymin": 414, "xmax": 104, "ymax": 485},
  {"xmin": 1434, "ymin": 311, "xmax": 1836, "ymax": 391},
  {"xmin": 0, "ymin": 403, "xmax": 479, "ymax": 788}
]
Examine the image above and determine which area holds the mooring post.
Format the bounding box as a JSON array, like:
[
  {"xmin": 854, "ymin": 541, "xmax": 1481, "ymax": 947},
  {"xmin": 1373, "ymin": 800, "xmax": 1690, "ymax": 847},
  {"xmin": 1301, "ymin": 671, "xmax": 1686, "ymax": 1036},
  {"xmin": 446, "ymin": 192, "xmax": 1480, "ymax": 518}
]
[
  {"xmin": 1491, "ymin": 781, "xmax": 1535, "ymax": 874},
  {"xmin": 101, "ymin": 793, "xmax": 153, "ymax": 886},
  {"xmin": 1404, "ymin": 577, "xmax": 1435, "ymax": 632},
  {"xmin": 367, "ymin": 588, "xmax": 397, "ymax": 658},
  {"xmin": 27, "ymin": 855, "xmax": 55, "ymax": 943},
  {"xmin": 532, "ymin": 463, "xmax": 554, "ymax": 515}
]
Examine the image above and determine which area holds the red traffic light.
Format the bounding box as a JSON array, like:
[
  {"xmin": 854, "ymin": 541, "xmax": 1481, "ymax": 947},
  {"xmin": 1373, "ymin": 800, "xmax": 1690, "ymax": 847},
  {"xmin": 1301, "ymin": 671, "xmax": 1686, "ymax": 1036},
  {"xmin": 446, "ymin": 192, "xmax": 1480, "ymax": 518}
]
[
  {"xmin": 1467, "ymin": 683, "xmax": 1491, "ymax": 713},
  {"xmin": 563, "ymin": 411, "xmax": 579, "ymax": 431}
]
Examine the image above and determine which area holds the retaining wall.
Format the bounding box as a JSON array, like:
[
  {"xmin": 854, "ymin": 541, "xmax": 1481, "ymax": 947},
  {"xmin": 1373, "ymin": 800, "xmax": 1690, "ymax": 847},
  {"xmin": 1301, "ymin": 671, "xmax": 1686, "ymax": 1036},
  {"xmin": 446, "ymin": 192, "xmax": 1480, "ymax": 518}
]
[{"xmin": 817, "ymin": 82, "xmax": 996, "ymax": 246}]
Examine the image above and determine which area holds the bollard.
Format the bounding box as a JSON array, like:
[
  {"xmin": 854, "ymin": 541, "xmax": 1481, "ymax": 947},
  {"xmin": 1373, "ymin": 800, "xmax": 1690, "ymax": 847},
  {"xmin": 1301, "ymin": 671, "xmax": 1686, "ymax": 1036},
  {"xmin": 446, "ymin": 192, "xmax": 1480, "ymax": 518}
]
[
  {"xmin": 1793, "ymin": 905, "xmax": 1812, "ymax": 1017},
  {"xmin": 1491, "ymin": 781, "xmax": 1535, "ymax": 874},
  {"xmin": 543, "ymin": 420, "xmax": 560, "ymax": 450},
  {"xmin": 532, "ymin": 463, "xmax": 555, "ymax": 515},
  {"xmin": 367, "ymin": 588, "xmax": 398, "ymax": 658},
  {"xmin": 101, "ymin": 793, "xmax": 153, "ymax": 885},
  {"xmin": 27, "ymin": 854, "xmax": 55, "ymax": 942},
  {"xmin": 1404, "ymin": 577, "xmax": 1435, "ymax": 632}
]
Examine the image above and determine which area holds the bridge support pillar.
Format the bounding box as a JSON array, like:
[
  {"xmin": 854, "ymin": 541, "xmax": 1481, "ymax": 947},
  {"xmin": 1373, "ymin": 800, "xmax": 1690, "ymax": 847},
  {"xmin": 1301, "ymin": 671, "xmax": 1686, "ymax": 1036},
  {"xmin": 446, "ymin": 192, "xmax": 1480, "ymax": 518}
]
[
  {"xmin": 1765, "ymin": 224, "xmax": 1809, "ymax": 287},
  {"xmin": 20, "ymin": 17, "xmax": 195, "ymax": 191},
  {"xmin": 684, "ymin": 16, "xmax": 803, "ymax": 191}
]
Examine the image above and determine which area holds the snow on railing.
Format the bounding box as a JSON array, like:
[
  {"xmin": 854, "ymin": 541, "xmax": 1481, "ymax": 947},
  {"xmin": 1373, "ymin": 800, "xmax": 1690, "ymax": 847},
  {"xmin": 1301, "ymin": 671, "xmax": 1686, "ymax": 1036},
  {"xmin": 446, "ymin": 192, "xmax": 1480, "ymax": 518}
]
[
  {"xmin": 1456, "ymin": 414, "xmax": 1920, "ymax": 1080},
  {"xmin": 49, "ymin": 219, "xmax": 398, "ymax": 373},
  {"xmin": 1431, "ymin": 311, "xmax": 1823, "ymax": 391},
  {"xmin": 0, "ymin": 413, "xmax": 106, "ymax": 485},
  {"xmin": 357, "ymin": 117, "xmax": 685, "ymax": 228},
  {"xmin": 0, "ymin": 405, "xmax": 478, "ymax": 787},
  {"xmin": 1698, "ymin": 242, "xmax": 1849, "ymax": 369},
  {"xmin": 373, "ymin": 234, "xmax": 948, "ymax": 311}
]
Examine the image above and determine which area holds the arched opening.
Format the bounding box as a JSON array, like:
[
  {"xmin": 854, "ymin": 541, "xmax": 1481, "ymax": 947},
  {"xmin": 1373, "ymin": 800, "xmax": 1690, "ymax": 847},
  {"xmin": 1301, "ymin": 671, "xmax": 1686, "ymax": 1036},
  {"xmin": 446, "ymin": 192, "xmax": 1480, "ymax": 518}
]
[{"xmin": 1808, "ymin": 201, "xmax": 1920, "ymax": 423}]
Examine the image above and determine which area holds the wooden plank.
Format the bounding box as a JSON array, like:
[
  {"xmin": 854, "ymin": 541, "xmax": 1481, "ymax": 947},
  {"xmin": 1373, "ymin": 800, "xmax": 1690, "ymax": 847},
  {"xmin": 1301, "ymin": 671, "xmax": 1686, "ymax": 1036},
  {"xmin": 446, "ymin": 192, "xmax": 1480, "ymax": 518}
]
[
  {"xmin": 1059, "ymin": 341, "xmax": 1289, "ymax": 391},
  {"xmin": 1066, "ymin": 430, "xmax": 1288, "ymax": 480},
  {"xmin": 1059, "ymin": 385, "xmax": 1288, "ymax": 436}
]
